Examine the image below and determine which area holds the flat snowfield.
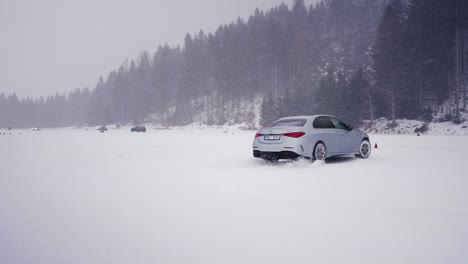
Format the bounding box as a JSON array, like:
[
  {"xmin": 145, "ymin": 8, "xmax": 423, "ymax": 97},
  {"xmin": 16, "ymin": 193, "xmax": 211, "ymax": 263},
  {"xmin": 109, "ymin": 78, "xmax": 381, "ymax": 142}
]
[{"xmin": 1, "ymin": 129, "xmax": 467, "ymax": 264}]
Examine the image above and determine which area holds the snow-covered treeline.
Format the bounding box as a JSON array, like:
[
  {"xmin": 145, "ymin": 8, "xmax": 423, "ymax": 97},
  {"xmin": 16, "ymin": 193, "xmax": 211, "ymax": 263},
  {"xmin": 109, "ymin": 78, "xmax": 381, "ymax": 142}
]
[{"xmin": 1, "ymin": 0, "xmax": 467, "ymax": 129}]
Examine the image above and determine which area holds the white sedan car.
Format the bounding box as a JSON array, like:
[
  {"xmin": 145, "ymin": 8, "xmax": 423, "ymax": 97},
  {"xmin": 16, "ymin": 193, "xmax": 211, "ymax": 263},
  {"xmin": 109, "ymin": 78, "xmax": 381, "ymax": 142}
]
[{"xmin": 253, "ymin": 115, "xmax": 371, "ymax": 161}]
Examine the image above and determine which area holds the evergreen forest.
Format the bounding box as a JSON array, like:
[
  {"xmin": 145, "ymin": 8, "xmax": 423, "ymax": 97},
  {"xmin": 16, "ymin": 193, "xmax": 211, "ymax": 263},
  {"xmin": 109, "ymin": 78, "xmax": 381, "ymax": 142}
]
[{"xmin": 1, "ymin": 0, "xmax": 467, "ymax": 128}]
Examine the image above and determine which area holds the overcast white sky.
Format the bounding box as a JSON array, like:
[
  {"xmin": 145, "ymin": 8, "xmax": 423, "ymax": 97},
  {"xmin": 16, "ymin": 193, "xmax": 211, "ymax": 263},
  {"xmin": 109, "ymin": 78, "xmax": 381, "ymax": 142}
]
[{"xmin": 0, "ymin": 0, "xmax": 317, "ymax": 98}]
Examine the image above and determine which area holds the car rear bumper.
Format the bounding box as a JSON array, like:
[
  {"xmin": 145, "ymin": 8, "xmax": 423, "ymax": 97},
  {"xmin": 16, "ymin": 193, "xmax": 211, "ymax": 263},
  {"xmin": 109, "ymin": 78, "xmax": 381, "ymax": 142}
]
[
  {"xmin": 253, "ymin": 150, "xmax": 302, "ymax": 160},
  {"xmin": 253, "ymin": 138, "xmax": 307, "ymax": 159}
]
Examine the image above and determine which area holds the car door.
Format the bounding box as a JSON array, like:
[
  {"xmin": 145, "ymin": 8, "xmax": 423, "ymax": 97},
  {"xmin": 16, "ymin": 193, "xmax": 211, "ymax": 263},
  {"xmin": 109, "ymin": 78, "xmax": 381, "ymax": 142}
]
[
  {"xmin": 329, "ymin": 117, "xmax": 356, "ymax": 153},
  {"xmin": 312, "ymin": 116, "xmax": 341, "ymax": 155}
]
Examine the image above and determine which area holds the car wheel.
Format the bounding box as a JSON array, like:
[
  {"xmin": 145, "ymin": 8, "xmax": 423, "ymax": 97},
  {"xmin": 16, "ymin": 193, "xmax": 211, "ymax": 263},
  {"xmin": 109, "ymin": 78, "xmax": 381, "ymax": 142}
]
[
  {"xmin": 359, "ymin": 139, "xmax": 371, "ymax": 159},
  {"xmin": 313, "ymin": 142, "xmax": 326, "ymax": 161}
]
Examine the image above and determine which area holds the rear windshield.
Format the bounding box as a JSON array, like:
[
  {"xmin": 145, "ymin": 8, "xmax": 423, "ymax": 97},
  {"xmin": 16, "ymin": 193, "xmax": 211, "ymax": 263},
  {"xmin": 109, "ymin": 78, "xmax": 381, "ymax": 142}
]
[{"xmin": 270, "ymin": 119, "xmax": 307, "ymax": 127}]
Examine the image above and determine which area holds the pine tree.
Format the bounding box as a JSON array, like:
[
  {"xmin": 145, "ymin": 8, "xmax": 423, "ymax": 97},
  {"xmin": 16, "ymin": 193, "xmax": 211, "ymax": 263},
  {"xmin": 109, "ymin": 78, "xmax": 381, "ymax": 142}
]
[
  {"xmin": 314, "ymin": 68, "xmax": 337, "ymax": 115},
  {"xmin": 343, "ymin": 68, "xmax": 368, "ymax": 124},
  {"xmin": 372, "ymin": 0, "xmax": 408, "ymax": 125},
  {"xmin": 260, "ymin": 93, "xmax": 276, "ymax": 126}
]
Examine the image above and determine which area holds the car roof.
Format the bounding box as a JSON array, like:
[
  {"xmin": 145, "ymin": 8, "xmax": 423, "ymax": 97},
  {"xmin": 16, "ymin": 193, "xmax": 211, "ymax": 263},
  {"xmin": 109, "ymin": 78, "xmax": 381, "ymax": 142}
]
[{"xmin": 276, "ymin": 115, "xmax": 338, "ymax": 121}]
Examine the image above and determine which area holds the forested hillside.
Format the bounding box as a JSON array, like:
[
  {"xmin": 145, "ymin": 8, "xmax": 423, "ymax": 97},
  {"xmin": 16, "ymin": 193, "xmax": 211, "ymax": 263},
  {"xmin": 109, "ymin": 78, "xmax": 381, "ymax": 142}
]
[
  {"xmin": 372, "ymin": 0, "xmax": 468, "ymax": 125},
  {"xmin": 1, "ymin": 0, "xmax": 467, "ymax": 129}
]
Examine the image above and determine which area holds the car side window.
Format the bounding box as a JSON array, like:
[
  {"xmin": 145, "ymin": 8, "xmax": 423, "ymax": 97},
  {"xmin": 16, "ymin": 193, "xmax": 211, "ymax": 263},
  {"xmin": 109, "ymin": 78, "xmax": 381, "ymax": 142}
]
[
  {"xmin": 313, "ymin": 116, "xmax": 334, "ymax": 129},
  {"xmin": 330, "ymin": 117, "xmax": 348, "ymax": 130}
]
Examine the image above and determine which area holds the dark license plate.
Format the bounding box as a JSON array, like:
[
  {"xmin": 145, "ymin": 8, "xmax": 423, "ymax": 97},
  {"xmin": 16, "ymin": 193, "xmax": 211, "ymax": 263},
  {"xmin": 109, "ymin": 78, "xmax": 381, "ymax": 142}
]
[{"xmin": 264, "ymin": 135, "xmax": 281, "ymax": 140}]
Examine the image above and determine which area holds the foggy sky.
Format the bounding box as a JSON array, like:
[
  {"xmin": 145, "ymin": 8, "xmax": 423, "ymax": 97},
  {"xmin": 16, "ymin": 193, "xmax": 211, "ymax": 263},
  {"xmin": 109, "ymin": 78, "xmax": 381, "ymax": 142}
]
[{"xmin": 0, "ymin": 0, "xmax": 317, "ymax": 99}]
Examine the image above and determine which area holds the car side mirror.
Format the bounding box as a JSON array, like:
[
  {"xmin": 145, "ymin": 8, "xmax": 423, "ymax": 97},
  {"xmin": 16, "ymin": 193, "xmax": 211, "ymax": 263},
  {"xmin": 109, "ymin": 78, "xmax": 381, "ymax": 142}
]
[{"xmin": 347, "ymin": 125, "xmax": 353, "ymax": 131}]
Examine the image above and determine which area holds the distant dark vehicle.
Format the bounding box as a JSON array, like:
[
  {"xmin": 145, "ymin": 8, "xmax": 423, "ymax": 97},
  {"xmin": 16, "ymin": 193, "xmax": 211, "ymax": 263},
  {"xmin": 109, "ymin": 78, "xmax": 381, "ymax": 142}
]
[
  {"xmin": 131, "ymin": 126, "xmax": 146, "ymax": 133},
  {"xmin": 98, "ymin": 126, "xmax": 108, "ymax": 133},
  {"xmin": 7, "ymin": 128, "xmax": 12, "ymax": 130}
]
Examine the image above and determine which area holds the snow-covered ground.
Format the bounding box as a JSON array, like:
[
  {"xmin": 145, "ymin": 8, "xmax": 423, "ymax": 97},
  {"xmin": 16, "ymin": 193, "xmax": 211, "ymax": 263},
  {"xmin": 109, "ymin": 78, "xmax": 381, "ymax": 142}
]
[
  {"xmin": 364, "ymin": 118, "xmax": 468, "ymax": 136},
  {"xmin": 1, "ymin": 128, "xmax": 467, "ymax": 264}
]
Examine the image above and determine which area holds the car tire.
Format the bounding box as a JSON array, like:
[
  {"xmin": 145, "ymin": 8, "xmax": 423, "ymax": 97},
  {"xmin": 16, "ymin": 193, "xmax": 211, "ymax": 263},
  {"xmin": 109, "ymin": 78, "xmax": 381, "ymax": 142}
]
[
  {"xmin": 313, "ymin": 142, "xmax": 326, "ymax": 161},
  {"xmin": 359, "ymin": 139, "xmax": 371, "ymax": 159}
]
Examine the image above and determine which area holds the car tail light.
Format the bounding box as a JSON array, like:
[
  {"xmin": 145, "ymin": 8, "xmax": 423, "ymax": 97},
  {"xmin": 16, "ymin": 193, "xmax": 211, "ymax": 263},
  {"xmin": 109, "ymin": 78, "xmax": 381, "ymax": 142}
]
[
  {"xmin": 255, "ymin": 133, "xmax": 264, "ymax": 138},
  {"xmin": 283, "ymin": 132, "xmax": 305, "ymax": 138}
]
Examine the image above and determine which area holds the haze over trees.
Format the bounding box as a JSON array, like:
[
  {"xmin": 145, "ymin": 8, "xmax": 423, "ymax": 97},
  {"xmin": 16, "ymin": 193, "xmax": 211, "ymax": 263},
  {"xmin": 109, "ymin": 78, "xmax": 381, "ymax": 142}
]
[
  {"xmin": 1, "ymin": 0, "xmax": 467, "ymax": 129},
  {"xmin": 372, "ymin": 0, "xmax": 468, "ymax": 125}
]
